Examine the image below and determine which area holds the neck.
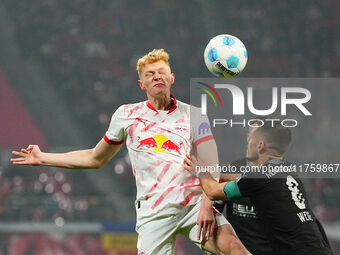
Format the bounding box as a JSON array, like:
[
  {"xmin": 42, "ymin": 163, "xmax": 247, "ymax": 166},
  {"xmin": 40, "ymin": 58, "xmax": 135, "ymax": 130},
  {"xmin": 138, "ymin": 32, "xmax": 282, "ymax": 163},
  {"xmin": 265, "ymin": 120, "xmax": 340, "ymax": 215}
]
[
  {"xmin": 147, "ymin": 93, "xmax": 172, "ymax": 110},
  {"xmin": 250, "ymin": 154, "xmax": 283, "ymax": 166}
]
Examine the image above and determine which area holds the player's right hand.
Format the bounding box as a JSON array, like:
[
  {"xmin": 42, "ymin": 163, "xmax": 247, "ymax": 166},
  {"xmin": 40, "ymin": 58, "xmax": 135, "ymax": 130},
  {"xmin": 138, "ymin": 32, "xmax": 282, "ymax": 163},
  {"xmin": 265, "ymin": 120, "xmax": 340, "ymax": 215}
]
[{"xmin": 10, "ymin": 145, "xmax": 42, "ymax": 166}]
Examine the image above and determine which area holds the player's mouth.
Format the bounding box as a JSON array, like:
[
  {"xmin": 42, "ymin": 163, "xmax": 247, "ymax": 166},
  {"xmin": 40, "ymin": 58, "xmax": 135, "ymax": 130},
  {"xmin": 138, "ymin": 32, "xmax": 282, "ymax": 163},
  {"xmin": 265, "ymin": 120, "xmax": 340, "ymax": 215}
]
[{"xmin": 153, "ymin": 83, "xmax": 165, "ymax": 87}]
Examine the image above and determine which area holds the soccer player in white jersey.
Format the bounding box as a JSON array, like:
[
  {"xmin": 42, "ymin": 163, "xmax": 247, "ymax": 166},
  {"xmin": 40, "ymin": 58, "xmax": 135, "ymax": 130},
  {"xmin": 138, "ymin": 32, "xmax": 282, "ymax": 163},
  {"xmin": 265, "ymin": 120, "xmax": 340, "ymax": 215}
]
[{"xmin": 11, "ymin": 49, "xmax": 249, "ymax": 255}]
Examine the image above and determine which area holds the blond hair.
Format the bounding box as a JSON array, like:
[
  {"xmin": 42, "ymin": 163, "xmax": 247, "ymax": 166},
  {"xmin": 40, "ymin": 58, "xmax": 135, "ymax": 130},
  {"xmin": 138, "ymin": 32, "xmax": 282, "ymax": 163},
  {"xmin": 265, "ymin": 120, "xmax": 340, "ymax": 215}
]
[{"xmin": 136, "ymin": 49, "xmax": 170, "ymax": 77}]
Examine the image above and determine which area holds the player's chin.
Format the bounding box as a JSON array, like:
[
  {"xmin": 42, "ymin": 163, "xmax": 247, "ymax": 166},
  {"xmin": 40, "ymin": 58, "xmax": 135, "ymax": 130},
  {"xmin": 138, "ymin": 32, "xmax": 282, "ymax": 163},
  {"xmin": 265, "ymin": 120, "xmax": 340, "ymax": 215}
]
[
  {"xmin": 246, "ymin": 155, "xmax": 257, "ymax": 162},
  {"xmin": 152, "ymin": 87, "xmax": 168, "ymax": 96}
]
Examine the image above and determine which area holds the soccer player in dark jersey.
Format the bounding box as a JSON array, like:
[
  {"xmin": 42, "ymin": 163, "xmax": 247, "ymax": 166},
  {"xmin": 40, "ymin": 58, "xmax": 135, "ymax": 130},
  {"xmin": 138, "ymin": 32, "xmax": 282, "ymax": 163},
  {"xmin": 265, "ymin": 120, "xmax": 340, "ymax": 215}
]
[
  {"xmin": 213, "ymin": 158, "xmax": 275, "ymax": 255},
  {"xmin": 214, "ymin": 158, "xmax": 331, "ymax": 255},
  {"xmin": 184, "ymin": 121, "xmax": 333, "ymax": 255}
]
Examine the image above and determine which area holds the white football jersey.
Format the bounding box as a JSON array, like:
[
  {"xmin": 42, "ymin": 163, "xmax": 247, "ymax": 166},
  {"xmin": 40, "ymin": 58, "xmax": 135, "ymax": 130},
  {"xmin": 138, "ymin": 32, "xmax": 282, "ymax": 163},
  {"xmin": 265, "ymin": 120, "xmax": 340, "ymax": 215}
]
[{"xmin": 105, "ymin": 96, "xmax": 213, "ymax": 217}]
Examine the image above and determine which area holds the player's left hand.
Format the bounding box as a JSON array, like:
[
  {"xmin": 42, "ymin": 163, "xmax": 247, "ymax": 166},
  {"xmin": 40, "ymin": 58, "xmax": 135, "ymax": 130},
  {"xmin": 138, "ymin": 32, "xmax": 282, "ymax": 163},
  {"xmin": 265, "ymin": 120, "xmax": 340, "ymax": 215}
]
[
  {"xmin": 197, "ymin": 196, "xmax": 215, "ymax": 244},
  {"xmin": 183, "ymin": 154, "xmax": 204, "ymax": 175},
  {"xmin": 183, "ymin": 154, "xmax": 192, "ymax": 173}
]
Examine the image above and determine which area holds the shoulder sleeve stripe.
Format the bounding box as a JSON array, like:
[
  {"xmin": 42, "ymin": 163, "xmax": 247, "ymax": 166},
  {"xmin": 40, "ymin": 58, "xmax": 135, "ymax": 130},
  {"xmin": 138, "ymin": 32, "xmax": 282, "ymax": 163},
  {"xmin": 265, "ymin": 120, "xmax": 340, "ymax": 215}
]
[
  {"xmin": 104, "ymin": 135, "xmax": 125, "ymax": 145},
  {"xmin": 194, "ymin": 135, "xmax": 214, "ymax": 147},
  {"xmin": 223, "ymin": 180, "xmax": 242, "ymax": 199}
]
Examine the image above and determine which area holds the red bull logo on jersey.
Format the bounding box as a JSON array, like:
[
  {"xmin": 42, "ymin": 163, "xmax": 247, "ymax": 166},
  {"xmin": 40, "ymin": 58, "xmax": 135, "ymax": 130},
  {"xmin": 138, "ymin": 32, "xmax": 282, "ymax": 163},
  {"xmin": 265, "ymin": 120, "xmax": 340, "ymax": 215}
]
[{"xmin": 137, "ymin": 134, "xmax": 182, "ymax": 154}]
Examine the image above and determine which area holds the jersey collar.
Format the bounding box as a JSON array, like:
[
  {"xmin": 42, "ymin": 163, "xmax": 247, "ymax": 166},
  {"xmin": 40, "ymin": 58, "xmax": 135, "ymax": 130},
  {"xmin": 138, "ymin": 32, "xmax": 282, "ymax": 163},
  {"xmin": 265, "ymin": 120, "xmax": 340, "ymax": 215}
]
[
  {"xmin": 146, "ymin": 94, "xmax": 177, "ymax": 114},
  {"xmin": 265, "ymin": 158, "xmax": 284, "ymax": 165}
]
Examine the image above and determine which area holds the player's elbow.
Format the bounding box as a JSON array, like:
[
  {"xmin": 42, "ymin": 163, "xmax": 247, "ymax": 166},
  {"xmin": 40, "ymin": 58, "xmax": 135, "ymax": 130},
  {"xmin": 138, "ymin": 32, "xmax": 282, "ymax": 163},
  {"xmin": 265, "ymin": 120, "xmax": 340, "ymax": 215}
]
[
  {"xmin": 204, "ymin": 184, "xmax": 225, "ymax": 201},
  {"xmin": 207, "ymin": 190, "xmax": 219, "ymax": 201},
  {"xmin": 89, "ymin": 150, "xmax": 107, "ymax": 169},
  {"xmin": 92, "ymin": 158, "xmax": 106, "ymax": 169},
  {"xmin": 206, "ymin": 193, "xmax": 215, "ymax": 201},
  {"xmin": 90, "ymin": 158, "xmax": 104, "ymax": 169},
  {"xmin": 92, "ymin": 162, "xmax": 102, "ymax": 169},
  {"xmin": 203, "ymin": 186, "xmax": 219, "ymax": 201}
]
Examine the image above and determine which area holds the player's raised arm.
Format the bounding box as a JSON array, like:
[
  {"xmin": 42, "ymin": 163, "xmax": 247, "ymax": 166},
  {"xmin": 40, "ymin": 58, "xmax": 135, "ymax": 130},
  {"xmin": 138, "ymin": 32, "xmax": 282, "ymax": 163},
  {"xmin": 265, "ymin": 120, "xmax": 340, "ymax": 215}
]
[{"xmin": 10, "ymin": 138, "xmax": 122, "ymax": 169}]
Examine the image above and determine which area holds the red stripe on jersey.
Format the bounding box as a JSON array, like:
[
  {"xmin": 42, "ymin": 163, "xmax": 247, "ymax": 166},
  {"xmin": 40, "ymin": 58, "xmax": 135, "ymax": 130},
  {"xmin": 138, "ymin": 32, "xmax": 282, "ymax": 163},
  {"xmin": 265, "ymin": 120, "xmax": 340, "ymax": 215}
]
[
  {"xmin": 128, "ymin": 104, "xmax": 144, "ymax": 117},
  {"xmin": 175, "ymin": 117, "xmax": 185, "ymax": 123},
  {"xmin": 148, "ymin": 160, "xmax": 164, "ymax": 171},
  {"xmin": 182, "ymin": 184, "xmax": 201, "ymax": 189},
  {"xmin": 175, "ymin": 177, "xmax": 200, "ymax": 201},
  {"xmin": 175, "ymin": 184, "xmax": 201, "ymax": 202},
  {"xmin": 157, "ymin": 163, "xmax": 171, "ymax": 182},
  {"xmin": 168, "ymin": 168, "xmax": 185, "ymax": 184},
  {"xmin": 129, "ymin": 112, "xmax": 148, "ymax": 144},
  {"xmin": 141, "ymin": 122, "xmax": 157, "ymax": 132},
  {"xmin": 145, "ymin": 183, "xmax": 158, "ymax": 200},
  {"xmin": 104, "ymin": 135, "xmax": 124, "ymax": 145},
  {"xmin": 135, "ymin": 117, "xmax": 146, "ymax": 127},
  {"xmin": 146, "ymin": 101, "xmax": 158, "ymax": 113},
  {"xmin": 146, "ymin": 163, "xmax": 172, "ymax": 200},
  {"xmin": 180, "ymin": 192, "xmax": 195, "ymax": 206},
  {"xmin": 123, "ymin": 104, "xmax": 131, "ymax": 111},
  {"xmin": 152, "ymin": 186, "xmax": 176, "ymax": 210},
  {"xmin": 194, "ymin": 135, "xmax": 214, "ymax": 147}
]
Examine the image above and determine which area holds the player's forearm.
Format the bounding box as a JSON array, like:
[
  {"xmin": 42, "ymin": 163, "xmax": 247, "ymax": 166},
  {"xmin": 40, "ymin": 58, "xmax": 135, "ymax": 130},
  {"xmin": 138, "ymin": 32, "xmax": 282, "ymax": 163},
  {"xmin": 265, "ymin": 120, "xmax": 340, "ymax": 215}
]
[
  {"xmin": 39, "ymin": 149, "xmax": 102, "ymax": 169},
  {"xmin": 199, "ymin": 173, "xmax": 227, "ymax": 200}
]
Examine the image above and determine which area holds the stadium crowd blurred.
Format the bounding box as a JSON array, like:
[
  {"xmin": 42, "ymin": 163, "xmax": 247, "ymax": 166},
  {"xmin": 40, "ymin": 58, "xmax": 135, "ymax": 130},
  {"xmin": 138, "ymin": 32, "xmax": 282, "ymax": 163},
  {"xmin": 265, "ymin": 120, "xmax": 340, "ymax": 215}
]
[
  {"xmin": 2, "ymin": 0, "xmax": 339, "ymax": 143},
  {"xmin": 0, "ymin": 165, "xmax": 118, "ymax": 222},
  {"xmin": 0, "ymin": 0, "xmax": 339, "ymax": 254}
]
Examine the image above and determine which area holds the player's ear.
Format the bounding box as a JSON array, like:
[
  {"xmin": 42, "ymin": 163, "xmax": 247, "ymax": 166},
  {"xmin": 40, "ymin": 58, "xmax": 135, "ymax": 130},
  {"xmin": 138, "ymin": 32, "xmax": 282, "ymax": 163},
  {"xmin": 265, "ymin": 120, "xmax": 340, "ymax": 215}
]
[
  {"xmin": 170, "ymin": 73, "xmax": 175, "ymax": 84},
  {"xmin": 258, "ymin": 140, "xmax": 266, "ymax": 154},
  {"xmin": 138, "ymin": 80, "xmax": 146, "ymax": 91}
]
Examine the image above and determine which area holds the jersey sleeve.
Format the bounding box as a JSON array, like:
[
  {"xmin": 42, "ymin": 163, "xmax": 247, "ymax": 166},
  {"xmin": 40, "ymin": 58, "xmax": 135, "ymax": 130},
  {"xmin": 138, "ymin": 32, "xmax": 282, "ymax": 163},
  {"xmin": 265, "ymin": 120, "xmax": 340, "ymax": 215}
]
[
  {"xmin": 235, "ymin": 174, "xmax": 267, "ymax": 197},
  {"xmin": 191, "ymin": 107, "xmax": 214, "ymax": 146},
  {"xmin": 222, "ymin": 171, "xmax": 267, "ymax": 199},
  {"xmin": 104, "ymin": 105, "xmax": 128, "ymax": 145}
]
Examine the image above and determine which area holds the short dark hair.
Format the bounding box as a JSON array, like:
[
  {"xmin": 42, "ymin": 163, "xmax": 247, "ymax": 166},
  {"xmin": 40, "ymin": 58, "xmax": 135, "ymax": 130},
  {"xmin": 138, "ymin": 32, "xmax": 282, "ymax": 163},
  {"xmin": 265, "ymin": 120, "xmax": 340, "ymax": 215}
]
[{"xmin": 251, "ymin": 119, "xmax": 292, "ymax": 156}]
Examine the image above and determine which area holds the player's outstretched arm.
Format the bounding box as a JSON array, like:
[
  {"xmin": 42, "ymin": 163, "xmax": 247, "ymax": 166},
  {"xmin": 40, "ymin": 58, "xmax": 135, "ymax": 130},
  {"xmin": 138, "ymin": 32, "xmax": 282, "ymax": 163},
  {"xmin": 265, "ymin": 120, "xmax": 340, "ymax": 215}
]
[
  {"xmin": 10, "ymin": 138, "xmax": 122, "ymax": 169},
  {"xmin": 184, "ymin": 154, "xmax": 227, "ymax": 201},
  {"xmin": 195, "ymin": 139, "xmax": 219, "ymax": 242}
]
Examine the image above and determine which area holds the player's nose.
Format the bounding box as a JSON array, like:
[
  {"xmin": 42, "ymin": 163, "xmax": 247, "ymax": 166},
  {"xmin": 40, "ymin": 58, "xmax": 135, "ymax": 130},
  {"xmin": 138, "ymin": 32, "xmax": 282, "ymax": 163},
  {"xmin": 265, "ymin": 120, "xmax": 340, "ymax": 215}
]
[{"xmin": 153, "ymin": 72, "xmax": 161, "ymax": 80}]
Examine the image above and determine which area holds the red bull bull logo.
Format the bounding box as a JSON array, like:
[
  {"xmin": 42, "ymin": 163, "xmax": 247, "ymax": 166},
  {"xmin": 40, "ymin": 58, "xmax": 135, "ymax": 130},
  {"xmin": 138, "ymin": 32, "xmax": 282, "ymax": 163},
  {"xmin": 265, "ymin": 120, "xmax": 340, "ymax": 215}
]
[{"xmin": 137, "ymin": 134, "xmax": 182, "ymax": 154}]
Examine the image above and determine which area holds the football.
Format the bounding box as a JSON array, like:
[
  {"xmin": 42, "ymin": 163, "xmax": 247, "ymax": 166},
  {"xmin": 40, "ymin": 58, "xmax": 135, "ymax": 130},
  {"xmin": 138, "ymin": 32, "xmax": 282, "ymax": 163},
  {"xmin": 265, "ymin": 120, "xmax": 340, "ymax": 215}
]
[{"xmin": 204, "ymin": 34, "xmax": 248, "ymax": 78}]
